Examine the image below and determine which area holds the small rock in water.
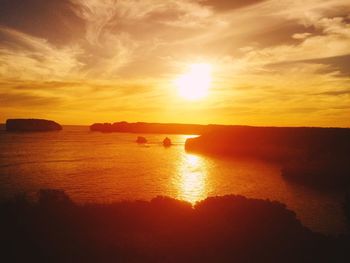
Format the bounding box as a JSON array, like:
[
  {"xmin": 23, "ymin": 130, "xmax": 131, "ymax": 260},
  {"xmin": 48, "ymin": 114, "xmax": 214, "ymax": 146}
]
[
  {"xmin": 136, "ymin": 136, "xmax": 147, "ymax": 144},
  {"xmin": 163, "ymin": 137, "xmax": 172, "ymax": 147}
]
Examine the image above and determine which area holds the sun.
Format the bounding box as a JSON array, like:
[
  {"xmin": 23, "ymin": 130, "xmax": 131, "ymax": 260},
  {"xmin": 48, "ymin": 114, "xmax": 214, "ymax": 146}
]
[{"xmin": 175, "ymin": 63, "xmax": 212, "ymax": 100}]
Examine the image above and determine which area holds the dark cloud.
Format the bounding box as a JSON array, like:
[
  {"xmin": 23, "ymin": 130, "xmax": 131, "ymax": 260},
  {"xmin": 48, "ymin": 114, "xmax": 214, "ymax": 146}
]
[
  {"xmin": 251, "ymin": 23, "xmax": 318, "ymax": 47},
  {"xmin": 300, "ymin": 55, "xmax": 350, "ymax": 77},
  {"xmin": 316, "ymin": 89, "xmax": 350, "ymax": 96},
  {"xmin": 201, "ymin": 0, "xmax": 266, "ymax": 11},
  {"xmin": 265, "ymin": 54, "xmax": 350, "ymax": 76},
  {"xmin": 11, "ymin": 81, "xmax": 78, "ymax": 91},
  {"xmin": 331, "ymin": 105, "xmax": 350, "ymax": 110},
  {"xmin": 0, "ymin": 0, "xmax": 85, "ymax": 45}
]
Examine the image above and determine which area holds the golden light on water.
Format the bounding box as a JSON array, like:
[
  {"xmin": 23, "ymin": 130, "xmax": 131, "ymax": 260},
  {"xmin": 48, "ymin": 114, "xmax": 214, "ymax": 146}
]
[{"xmin": 177, "ymin": 153, "xmax": 208, "ymax": 204}]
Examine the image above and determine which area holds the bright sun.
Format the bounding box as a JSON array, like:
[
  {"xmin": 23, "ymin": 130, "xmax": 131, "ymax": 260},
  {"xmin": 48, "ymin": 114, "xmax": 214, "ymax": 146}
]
[{"xmin": 175, "ymin": 63, "xmax": 212, "ymax": 100}]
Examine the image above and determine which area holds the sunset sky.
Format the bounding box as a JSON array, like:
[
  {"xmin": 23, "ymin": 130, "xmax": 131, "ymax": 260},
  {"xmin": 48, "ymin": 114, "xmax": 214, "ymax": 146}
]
[{"xmin": 0, "ymin": 0, "xmax": 349, "ymax": 126}]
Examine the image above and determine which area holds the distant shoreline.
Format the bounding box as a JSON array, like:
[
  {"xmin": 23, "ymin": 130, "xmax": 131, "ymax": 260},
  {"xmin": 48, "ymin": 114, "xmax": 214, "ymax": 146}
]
[
  {"xmin": 2, "ymin": 121, "xmax": 349, "ymax": 130},
  {"xmin": 89, "ymin": 121, "xmax": 350, "ymax": 135}
]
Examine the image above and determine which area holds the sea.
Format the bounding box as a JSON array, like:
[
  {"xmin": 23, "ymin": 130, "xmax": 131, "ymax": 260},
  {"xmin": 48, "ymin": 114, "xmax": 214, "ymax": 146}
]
[{"xmin": 0, "ymin": 125, "xmax": 347, "ymax": 235}]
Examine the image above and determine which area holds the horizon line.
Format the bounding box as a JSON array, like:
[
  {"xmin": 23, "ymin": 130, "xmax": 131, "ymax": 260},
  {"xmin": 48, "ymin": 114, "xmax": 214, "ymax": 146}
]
[{"xmin": 1, "ymin": 120, "xmax": 349, "ymax": 129}]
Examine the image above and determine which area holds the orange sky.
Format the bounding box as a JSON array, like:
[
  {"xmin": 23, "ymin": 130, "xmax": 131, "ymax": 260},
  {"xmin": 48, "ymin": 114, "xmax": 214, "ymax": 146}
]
[{"xmin": 0, "ymin": 0, "xmax": 349, "ymax": 127}]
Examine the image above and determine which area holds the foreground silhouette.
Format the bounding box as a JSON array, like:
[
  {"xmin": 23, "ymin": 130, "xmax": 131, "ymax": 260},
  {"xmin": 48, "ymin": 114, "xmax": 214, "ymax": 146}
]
[
  {"xmin": 345, "ymin": 192, "xmax": 350, "ymax": 227},
  {"xmin": 1, "ymin": 189, "xmax": 349, "ymax": 263}
]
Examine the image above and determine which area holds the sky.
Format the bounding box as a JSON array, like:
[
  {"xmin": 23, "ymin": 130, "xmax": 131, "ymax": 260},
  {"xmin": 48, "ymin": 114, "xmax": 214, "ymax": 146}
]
[{"xmin": 0, "ymin": 0, "xmax": 349, "ymax": 126}]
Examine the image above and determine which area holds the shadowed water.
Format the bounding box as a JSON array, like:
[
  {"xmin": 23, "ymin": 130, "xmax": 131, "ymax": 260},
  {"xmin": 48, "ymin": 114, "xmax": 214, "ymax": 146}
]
[{"xmin": 0, "ymin": 126, "xmax": 347, "ymax": 234}]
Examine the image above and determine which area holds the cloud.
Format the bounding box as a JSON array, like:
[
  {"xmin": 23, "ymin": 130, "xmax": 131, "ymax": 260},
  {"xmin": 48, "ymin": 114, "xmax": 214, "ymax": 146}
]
[
  {"xmin": 200, "ymin": 0, "xmax": 267, "ymax": 11},
  {"xmin": 316, "ymin": 89, "xmax": 350, "ymax": 96},
  {"xmin": 0, "ymin": 91, "xmax": 62, "ymax": 108},
  {"xmin": 0, "ymin": 78, "xmax": 166, "ymax": 118},
  {"xmin": 1, "ymin": 0, "xmax": 349, "ymax": 81},
  {"xmin": 0, "ymin": 27, "xmax": 83, "ymax": 80},
  {"xmin": 76, "ymin": 0, "xmax": 218, "ymax": 78},
  {"xmin": 0, "ymin": 0, "xmax": 85, "ymax": 45},
  {"xmin": 269, "ymin": 0, "xmax": 350, "ymax": 26},
  {"xmin": 242, "ymin": 21, "xmax": 350, "ymax": 66},
  {"xmin": 292, "ymin": 33, "xmax": 312, "ymax": 39},
  {"xmin": 294, "ymin": 54, "xmax": 350, "ymax": 76}
]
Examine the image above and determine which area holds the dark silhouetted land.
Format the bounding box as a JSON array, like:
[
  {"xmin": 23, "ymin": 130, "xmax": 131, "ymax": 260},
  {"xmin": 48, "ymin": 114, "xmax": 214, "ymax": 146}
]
[
  {"xmin": 6, "ymin": 119, "xmax": 62, "ymax": 132},
  {"xmin": 345, "ymin": 192, "xmax": 350, "ymax": 227},
  {"xmin": 1, "ymin": 189, "xmax": 349, "ymax": 263},
  {"xmin": 90, "ymin": 121, "xmax": 210, "ymax": 134},
  {"xmin": 185, "ymin": 126, "xmax": 350, "ymax": 189}
]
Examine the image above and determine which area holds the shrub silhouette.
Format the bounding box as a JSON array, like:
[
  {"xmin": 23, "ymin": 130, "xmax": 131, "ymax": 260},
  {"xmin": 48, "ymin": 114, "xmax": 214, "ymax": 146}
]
[
  {"xmin": 344, "ymin": 191, "xmax": 350, "ymax": 227},
  {"xmin": 0, "ymin": 190, "xmax": 349, "ymax": 263}
]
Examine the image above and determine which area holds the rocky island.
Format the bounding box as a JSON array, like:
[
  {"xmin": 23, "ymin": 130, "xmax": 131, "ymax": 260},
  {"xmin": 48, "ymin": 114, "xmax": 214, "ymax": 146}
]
[{"xmin": 6, "ymin": 119, "xmax": 62, "ymax": 132}]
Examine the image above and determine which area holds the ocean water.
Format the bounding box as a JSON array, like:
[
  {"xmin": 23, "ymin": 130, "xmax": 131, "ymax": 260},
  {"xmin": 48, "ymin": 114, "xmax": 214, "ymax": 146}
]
[{"xmin": 0, "ymin": 125, "xmax": 347, "ymax": 234}]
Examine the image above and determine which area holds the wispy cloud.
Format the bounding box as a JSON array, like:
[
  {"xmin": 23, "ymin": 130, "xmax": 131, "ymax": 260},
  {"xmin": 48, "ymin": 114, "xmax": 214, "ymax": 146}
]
[{"xmin": 0, "ymin": 27, "xmax": 83, "ymax": 80}]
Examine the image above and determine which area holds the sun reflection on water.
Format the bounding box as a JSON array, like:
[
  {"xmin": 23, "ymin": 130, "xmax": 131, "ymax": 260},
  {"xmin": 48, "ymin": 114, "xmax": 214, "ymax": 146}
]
[{"xmin": 177, "ymin": 153, "xmax": 208, "ymax": 204}]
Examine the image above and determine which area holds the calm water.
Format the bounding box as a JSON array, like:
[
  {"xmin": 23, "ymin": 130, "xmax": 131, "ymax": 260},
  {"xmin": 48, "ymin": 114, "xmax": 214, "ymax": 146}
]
[{"xmin": 0, "ymin": 126, "xmax": 347, "ymax": 234}]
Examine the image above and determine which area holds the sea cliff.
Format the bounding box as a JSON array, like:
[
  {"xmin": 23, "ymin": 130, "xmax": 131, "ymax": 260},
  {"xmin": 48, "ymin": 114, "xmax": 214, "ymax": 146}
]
[{"xmin": 185, "ymin": 126, "xmax": 350, "ymax": 189}]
